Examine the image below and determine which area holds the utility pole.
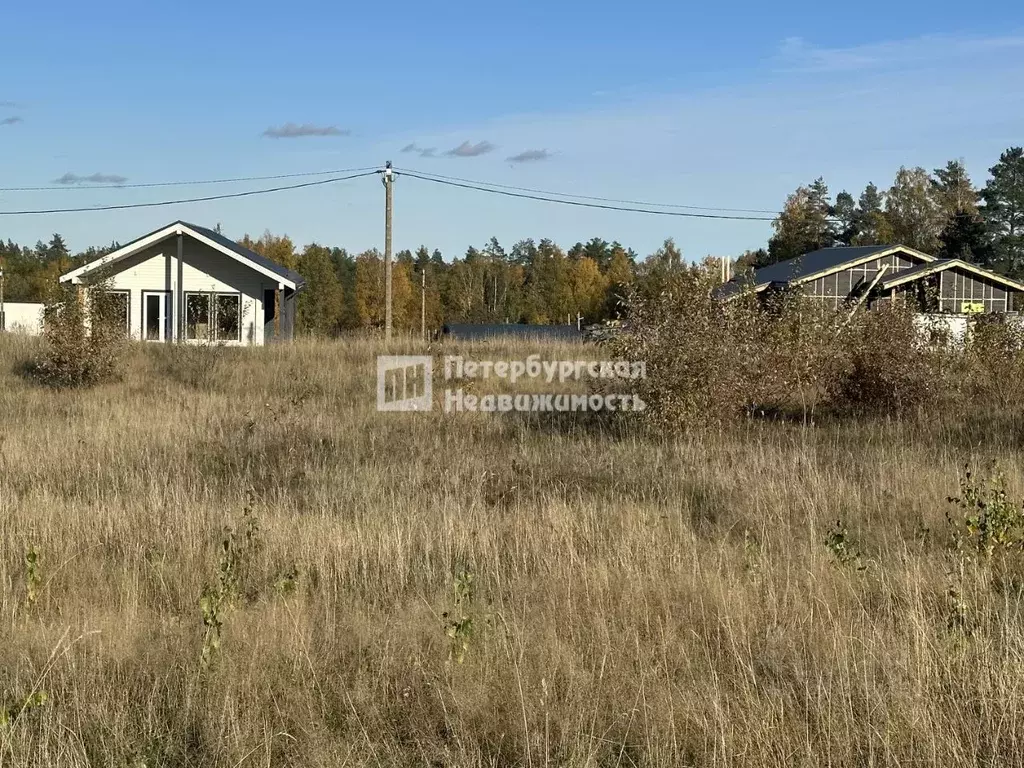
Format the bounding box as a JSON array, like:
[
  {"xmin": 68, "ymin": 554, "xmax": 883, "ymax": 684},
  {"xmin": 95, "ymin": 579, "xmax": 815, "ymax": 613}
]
[
  {"xmin": 0, "ymin": 259, "xmax": 5, "ymax": 332},
  {"xmin": 419, "ymin": 266, "xmax": 426, "ymax": 341},
  {"xmin": 383, "ymin": 161, "xmax": 394, "ymax": 342}
]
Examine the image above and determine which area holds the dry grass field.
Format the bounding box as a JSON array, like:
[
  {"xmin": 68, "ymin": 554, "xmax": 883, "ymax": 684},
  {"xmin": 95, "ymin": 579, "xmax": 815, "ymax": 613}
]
[{"xmin": 2, "ymin": 334, "xmax": 1024, "ymax": 767}]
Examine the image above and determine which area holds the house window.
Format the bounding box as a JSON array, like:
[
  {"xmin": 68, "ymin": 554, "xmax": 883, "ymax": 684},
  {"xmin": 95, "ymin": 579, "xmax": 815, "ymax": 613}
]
[
  {"xmin": 185, "ymin": 294, "xmax": 211, "ymax": 340},
  {"xmin": 90, "ymin": 289, "xmax": 130, "ymax": 336},
  {"xmin": 215, "ymin": 294, "xmax": 241, "ymax": 342},
  {"xmin": 108, "ymin": 291, "xmax": 129, "ymax": 336},
  {"xmin": 941, "ymin": 272, "xmax": 1003, "ymax": 314},
  {"xmin": 185, "ymin": 292, "xmax": 242, "ymax": 342}
]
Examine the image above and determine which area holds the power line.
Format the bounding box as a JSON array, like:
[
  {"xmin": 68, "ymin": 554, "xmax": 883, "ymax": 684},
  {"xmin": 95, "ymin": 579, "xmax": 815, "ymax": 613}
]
[
  {"xmin": 0, "ymin": 166, "xmax": 379, "ymax": 193},
  {"xmin": 0, "ymin": 171, "xmax": 379, "ymax": 216},
  {"xmin": 397, "ymin": 170, "xmax": 777, "ymax": 221},
  {"xmin": 396, "ymin": 166, "xmax": 781, "ymax": 215}
]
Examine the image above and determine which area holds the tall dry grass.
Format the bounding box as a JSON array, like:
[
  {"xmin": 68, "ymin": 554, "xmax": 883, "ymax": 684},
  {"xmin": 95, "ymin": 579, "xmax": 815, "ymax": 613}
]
[{"xmin": 1, "ymin": 334, "xmax": 1024, "ymax": 766}]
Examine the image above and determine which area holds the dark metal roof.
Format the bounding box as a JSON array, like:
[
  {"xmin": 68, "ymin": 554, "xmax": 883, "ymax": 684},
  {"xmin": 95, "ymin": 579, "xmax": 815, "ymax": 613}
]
[
  {"xmin": 180, "ymin": 221, "xmax": 305, "ymax": 289},
  {"xmin": 442, "ymin": 323, "xmax": 582, "ymax": 341},
  {"xmin": 715, "ymin": 245, "xmax": 914, "ymax": 298}
]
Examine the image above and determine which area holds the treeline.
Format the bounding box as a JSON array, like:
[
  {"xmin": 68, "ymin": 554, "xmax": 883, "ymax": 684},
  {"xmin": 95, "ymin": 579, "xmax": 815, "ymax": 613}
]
[
  {"xmin": 750, "ymin": 146, "xmax": 1024, "ymax": 275},
  {"xmin": 236, "ymin": 234, "xmax": 682, "ymax": 334},
  {"xmin": 0, "ymin": 230, "xmax": 688, "ymax": 334},
  {"xmin": 2, "ymin": 145, "xmax": 1020, "ymax": 334}
]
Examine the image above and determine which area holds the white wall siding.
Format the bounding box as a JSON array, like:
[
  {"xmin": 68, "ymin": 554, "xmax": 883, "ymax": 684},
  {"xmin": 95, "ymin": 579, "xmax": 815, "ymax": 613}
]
[
  {"xmin": 2, "ymin": 303, "xmax": 45, "ymax": 335},
  {"xmin": 102, "ymin": 236, "xmax": 276, "ymax": 345}
]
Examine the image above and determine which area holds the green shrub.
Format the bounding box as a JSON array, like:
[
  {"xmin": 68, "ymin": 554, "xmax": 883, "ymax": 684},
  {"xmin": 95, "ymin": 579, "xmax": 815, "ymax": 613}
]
[
  {"xmin": 947, "ymin": 465, "xmax": 1024, "ymax": 558},
  {"xmin": 30, "ymin": 279, "xmax": 127, "ymax": 388}
]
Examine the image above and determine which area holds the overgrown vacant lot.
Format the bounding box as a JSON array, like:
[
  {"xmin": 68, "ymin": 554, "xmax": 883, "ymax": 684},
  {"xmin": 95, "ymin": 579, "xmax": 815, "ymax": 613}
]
[{"xmin": 3, "ymin": 335, "xmax": 1024, "ymax": 767}]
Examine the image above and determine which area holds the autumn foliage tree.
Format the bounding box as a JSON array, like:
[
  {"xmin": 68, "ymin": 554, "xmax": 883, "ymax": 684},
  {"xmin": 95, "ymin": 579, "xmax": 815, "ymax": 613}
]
[{"xmin": 7, "ymin": 145, "xmax": 1024, "ymax": 336}]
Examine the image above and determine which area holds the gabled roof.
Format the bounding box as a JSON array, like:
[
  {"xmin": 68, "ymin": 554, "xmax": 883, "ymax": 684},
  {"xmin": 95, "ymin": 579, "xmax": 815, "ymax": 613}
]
[
  {"xmin": 59, "ymin": 220, "xmax": 305, "ymax": 290},
  {"xmin": 716, "ymin": 245, "xmax": 936, "ymax": 298},
  {"xmin": 879, "ymin": 258, "xmax": 1024, "ymax": 292}
]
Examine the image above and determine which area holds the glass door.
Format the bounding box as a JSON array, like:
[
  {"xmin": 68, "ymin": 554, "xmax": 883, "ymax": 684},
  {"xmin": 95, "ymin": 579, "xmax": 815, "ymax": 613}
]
[{"xmin": 142, "ymin": 291, "xmax": 168, "ymax": 342}]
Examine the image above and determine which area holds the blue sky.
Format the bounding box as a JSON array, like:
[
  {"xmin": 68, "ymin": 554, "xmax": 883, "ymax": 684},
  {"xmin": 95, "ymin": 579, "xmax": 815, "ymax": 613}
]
[{"xmin": 1, "ymin": 0, "xmax": 1023, "ymax": 262}]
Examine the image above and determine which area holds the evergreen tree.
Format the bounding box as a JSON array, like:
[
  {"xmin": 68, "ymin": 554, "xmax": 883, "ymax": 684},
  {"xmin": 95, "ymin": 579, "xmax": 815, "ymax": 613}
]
[
  {"xmin": 833, "ymin": 191, "xmax": 857, "ymax": 245},
  {"xmin": 766, "ymin": 178, "xmax": 836, "ymax": 264},
  {"xmin": 852, "ymin": 182, "xmax": 894, "ymax": 245},
  {"xmin": 482, "ymin": 237, "xmax": 505, "ymax": 261},
  {"xmin": 735, "ymin": 248, "xmax": 769, "ymax": 272},
  {"xmin": 510, "ymin": 239, "xmax": 537, "ymax": 267},
  {"xmin": 415, "ymin": 245, "xmax": 431, "ymax": 271},
  {"xmin": 980, "ymin": 147, "xmax": 1024, "ymax": 276},
  {"xmin": 938, "ymin": 211, "xmax": 993, "ymax": 264},
  {"xmin": 47, "ymin": 233, "xmax": 69, "ymax": 260}
]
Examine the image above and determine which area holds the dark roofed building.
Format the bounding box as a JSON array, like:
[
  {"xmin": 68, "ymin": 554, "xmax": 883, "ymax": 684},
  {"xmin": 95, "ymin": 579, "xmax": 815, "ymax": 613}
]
[
  {"xmin": 715, "ymin": 245, "xmax": 1024, "ymax": 314},
  {"xmin": 442, "ymin": 323, "xmax": 582, "ymax": 342}
]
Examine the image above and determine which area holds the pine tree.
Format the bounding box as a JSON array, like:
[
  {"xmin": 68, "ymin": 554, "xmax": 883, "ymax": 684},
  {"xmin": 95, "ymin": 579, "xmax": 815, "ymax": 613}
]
[
  {"xmin": 938, "ymin": 212, "xmax": 993, "ymax": 264},
  {"xmin": 734, "ymin": 248, "xmax": 769, "ymax": 272},
  {"xmin": 766, "ymin": 178, "xmax": 836, "ymax": 264},
  {"xmin": 415, "ymin": 245, "xmax": 431, "ymax": 271},
  {"xmin": 981, "ymin": 147, "xmax": 1024, "ymax": 276},
  {"xmin": 852, "ymin": 183, "xmax": 894, "ymax": 245},
  {"xmin": 833, "ymin": 191, "xmax": 857, "ymax": 245}
]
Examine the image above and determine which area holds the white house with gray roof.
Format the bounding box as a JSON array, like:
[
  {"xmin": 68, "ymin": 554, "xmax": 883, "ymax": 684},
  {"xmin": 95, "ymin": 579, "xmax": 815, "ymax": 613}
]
[{"xmin": 58, "ymin": 221, "xmax": 304, "ymax": 346}]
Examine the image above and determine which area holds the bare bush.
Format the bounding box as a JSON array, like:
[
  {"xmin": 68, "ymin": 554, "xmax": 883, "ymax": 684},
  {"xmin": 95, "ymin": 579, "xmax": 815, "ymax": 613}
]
[
  {"xmin": 964, "ymin": 314, "xmax": 1024, "ymax": 411},
  {"xmin": 834, "ymin": 301, "xmax": 959, "ymax": 417},
  {"xmin": 608, "ymin": 269, "xmax": 762, "ymax": 428},
  {"xmin": 613, "ymin": 274, "xmax": 1009, "ymax": 427}
]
